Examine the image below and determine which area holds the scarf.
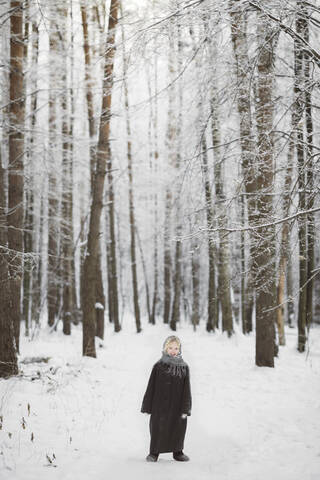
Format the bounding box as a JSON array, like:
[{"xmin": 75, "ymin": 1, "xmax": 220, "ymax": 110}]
[{"xmin": 160, "ymin": 351, "xmax": 187, "ymax": 377}]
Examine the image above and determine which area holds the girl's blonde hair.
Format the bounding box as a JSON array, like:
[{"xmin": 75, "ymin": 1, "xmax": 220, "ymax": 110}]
[{"xmin": 163, "ymin": 335, "xmax": 181, "ymax": 353}]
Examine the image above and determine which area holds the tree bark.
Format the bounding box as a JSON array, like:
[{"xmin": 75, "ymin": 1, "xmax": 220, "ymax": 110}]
[
  {"xmin": 47, "ymin": 14, "xmax": 60, "ymax": 328},
  {"xmin": 60, "ymin": 5, "xmax": 72, "ymax": 336},
  {"xmin": 170, "ymin": 16, "xmax": 183, "ymax": 332},
  {"xmin": 191, "ymin": 240, "xmax": 200, "ymax": 329},
  {"xmin": 254, "ymin": 9, "xmax": 278, "ymax": 367},
  {"xmin": 304, "ymin": 4, "xmax": 314, "ymax": 331},
  {"xmin": 95, "ymin": 245, "xmax": 105, "ymax": 339},
  {"xmin": 106, "ymin": 146, "xmax": 120, "ymax": 332},
  {"xmin": 150, "ymin": 56, "xmax": 159, "ymax": 325},
  {"xmin": 136, "ymin": 226, "xmax": 152, "ymax": 324},
  {"xmin": 209, "ymin": 36, "xmax": 233, "ymax": 336},
  {"xmin": 121, "ymin": 12, "xmax": 141, "ymax": 333},
  {"xmin": 229, "ymin": 0, "xmax": 255, "ymax": 334},
  {"xmin": 163, "ymin": 188, "xmax": 172, "ymax": 325},
  {"xmin": 81, "ymin": 2, "xmax": 106, "ymax": 336},
  {"xmin": 0, "ymin": 146, "xmax": 18, "ymax": 377},
  {"xmin": 276, "ymin": 134, "xmax": 294, "ymax": 346},
  {"xmin": 201, "ymin": 134, "xmax": 217, "ymax": 332},
  {"xmin": 82, "ymin": 0, "xmax": 119, "ymax": 357},
  {"xmin": 295, "ymin": 2, "xmax": 307, "ymax": 352},
  {"xmin": 8, "ymin": 0, "xmax": 25, "ymax": 352}
]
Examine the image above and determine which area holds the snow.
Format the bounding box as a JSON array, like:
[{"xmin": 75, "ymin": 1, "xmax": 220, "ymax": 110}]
[
  {"xmin": 95, "ymin": 302, "xmax": 104, "ymax": 310},
  {"xmin": 1, "ymin": 320, "xmax": 320, "ymax": 480}
]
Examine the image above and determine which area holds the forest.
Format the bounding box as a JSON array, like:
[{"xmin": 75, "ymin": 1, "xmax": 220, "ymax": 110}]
[{"xmin": 0, "ymin": 0, "xmax": 320, "ymax": 377}]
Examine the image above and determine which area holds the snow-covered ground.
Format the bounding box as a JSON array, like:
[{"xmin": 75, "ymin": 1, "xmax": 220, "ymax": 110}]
[{"xmin": 1, "ymin": 320, "xmax": 320, "ymax": 480}]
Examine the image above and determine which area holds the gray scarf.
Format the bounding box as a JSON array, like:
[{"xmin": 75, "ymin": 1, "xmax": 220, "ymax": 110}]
[{"xmin": 160, "ymin": 352, "xmax": 187, "ymax": 377}]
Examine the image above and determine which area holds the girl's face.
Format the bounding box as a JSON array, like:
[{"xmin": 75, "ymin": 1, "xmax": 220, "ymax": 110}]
[{"xmin": 166, "ymin": 341, "xmax": 180, "ymax": 357}]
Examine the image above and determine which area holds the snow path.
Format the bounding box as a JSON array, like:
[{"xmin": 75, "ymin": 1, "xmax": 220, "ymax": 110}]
[{"xmin": 1, "ymin": 321, "xmax": 320, "ymax": 480}]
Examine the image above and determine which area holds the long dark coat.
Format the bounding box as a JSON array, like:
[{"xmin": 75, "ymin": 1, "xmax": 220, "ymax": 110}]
[{"xmin": 141, "ymin": 360, "xmax": 192, "ymax": 454}]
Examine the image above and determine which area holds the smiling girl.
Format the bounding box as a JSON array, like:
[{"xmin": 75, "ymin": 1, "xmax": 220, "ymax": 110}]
[{"xmin": 141, "ymin": 335, "xmax": 192, "ymax": 462}]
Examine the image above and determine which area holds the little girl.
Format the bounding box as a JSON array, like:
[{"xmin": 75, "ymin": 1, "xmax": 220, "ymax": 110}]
[{"xmin": 141, "ymin": 335, "xmax": 192, "ymax": 462}]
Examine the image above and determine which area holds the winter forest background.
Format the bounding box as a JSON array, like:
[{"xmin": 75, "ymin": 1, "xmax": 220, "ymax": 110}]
[{"xmin": 1, "ymin": 0, "xmax": 320, "ymax": 478}]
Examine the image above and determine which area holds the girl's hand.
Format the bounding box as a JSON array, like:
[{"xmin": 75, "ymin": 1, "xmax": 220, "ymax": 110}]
[{"xmin": 181, "ymin": 413, "xmax": 187, "ymax": 419}]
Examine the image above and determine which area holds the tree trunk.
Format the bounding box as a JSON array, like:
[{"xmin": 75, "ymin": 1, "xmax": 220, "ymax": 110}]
[
  {"xmin": 229, "ymin": 0, "xmax": 255, "ymax": 334},
  {"xmin": 29, "ymin": 19, "xmax": 41, "ymax": 329},
  {"xmin": 163, "ymin": 188, "xmax": 172, "ymax": 324},
  {"xmin": 304, "ymin": 5, "xmax": 314, "ymax": 331},
  {"xmin": 286, "ymin": 256, "xmax": 294, "ymax": 327},
  {"xmin": 80, "ymin": 3, "xmax": 96, "ymax": 190},
  {"xmin": 295, "ymin": 2, "xmax": 307, "ymax": 352},
  {"xmin": 82, "ymin": 0, "xmax": 119, "ymax": 357},
  {"xmin": 163, "ymin": 19, "xmax": 177, "ymax": 326},
  {"xmin": 60, "ymin": 5, "xmax": 72, "ymax": 336},
  {"xmin": 170, "ymin": 17, "xmax": 183, "ymax": 332},
  {"xmin": 95, "ymin": 244, "xmax": 105, "ymax": 339},
  {"xmin": 47, "ymin": 15, "xmax": 60, "ymax": 328},
  {"xmin": 106, "ymin": 146, "xmax": 120, "ymax": 332},
  {"xmin": 209, "ymin": 65, "xmax": 233, "ymax": 336},
  {"xmin": 0, "ymin": 145, "xmax": 18, "ymax": 377},
  {"xmin": 22, "ymin": 1, "xmax": 32, "ymax": 337},
  {"xmin": 106, "ymin": 224, "xmax": 114, "ymax": 324},
  {"xmin": 121, "ymin": 12, "xmax": 141, "ymax": 333},
  {"xmin": 201, "ymin": 134, "xmax": 217, "ymax": 332},
  {"xmin": 170, "ymin": 236, "xmax": 182, "ymax": 331},
  {"xmin": 8, "ymin": 0, "xmax": 25, "ymax": 352},
  {"xmin": 150, "ymin": 56, "xmax": 159, "ymax": 325},
  {"xmin": 23, "ymin": 189, "xmax": 33, "ymax": 336},
  {"xmin": 136, "ymin": 226, "xmax": 152, "ymax": 324},
  {"xmin": 254, "ymin": 9, "xmax": 278, "ymax": 367},
  {"xmin": 191, "ymin": 240, "xmax": 200, "ymax": 329},
  {"xmin": 240, "ymin": 191, "xmax": 246, "ymax": 334},
  {"xmin": 81, "ymin": 2, "xmax": 105, "ymax": 336},
  {"xmin": 276, "ymin": 115, "xmax": 294, "ymax": 346}
]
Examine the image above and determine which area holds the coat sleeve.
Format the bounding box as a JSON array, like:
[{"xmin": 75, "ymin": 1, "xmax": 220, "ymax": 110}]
[
  {"xmin": 141, "ymin": 364, "xmax": 157, "ymax": 414},
  {"xmin": 181, "ymin": 366, "xmax": 192, "ymax": 416}
]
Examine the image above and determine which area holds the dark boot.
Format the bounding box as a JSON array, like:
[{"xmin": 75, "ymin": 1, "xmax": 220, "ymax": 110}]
[
  {"xmin": 173, "ymin": 451, "xmax": 189, "ymax": 462},
  {"xmin": 146, "ymin": 453, "xmax": 158, "ymax": 462}
]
